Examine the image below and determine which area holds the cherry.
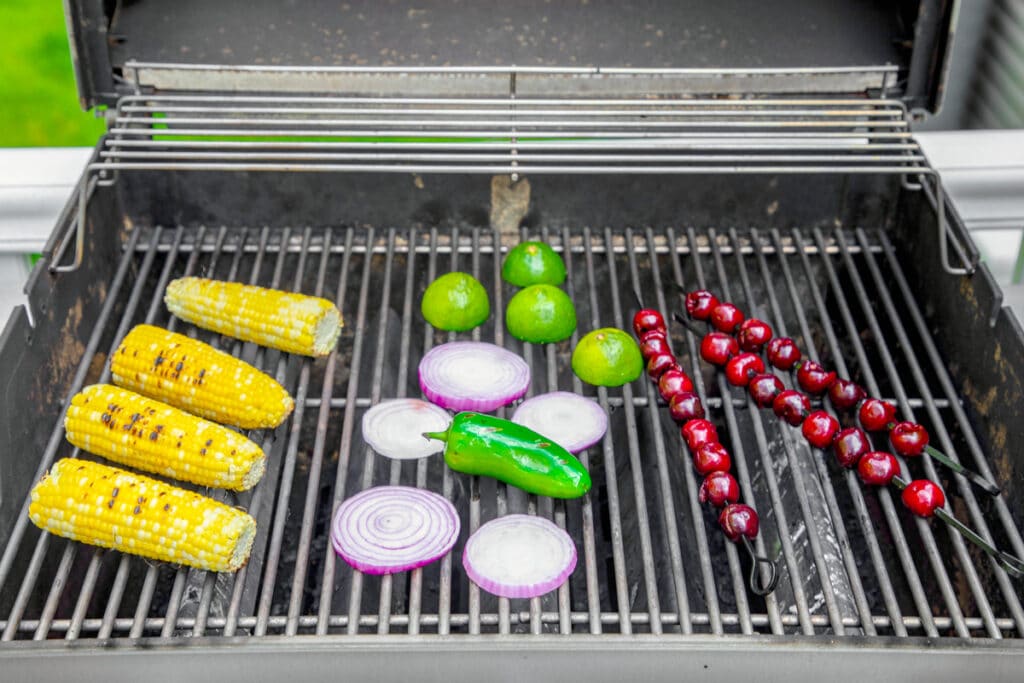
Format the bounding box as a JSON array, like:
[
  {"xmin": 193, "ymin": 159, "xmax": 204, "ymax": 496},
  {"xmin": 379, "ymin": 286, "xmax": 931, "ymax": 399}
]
[
  {"xmin": 772, "ymin": 389, "xmax": 810, "ymax": 426},
  {"xmin": 710, "ymin": 302, "xmax": 744, "ymax": 333},
  {"xmin": 639, "ymin": 332, "xmax": 672, "ymax": 361},
  {"xmin": 693, "ymin": 442, "xmax": 732, "ymax": 476},
  {"xmin": 748, "ymin": 373, "xmax": 784, "ymax": 408},
  {"xmin": 737, "ymin": 318, "xmax": 773, "ymax": 352},
  {"xmin": 890, "ymin": 421, "xmax": 929, "ymax": 456},
  {"xmin": 699, "ymin": 471, "xmax": 740, "ymax": 507},
  {"xmin": 719, "ymin": 504, "xmax": 760, "ymax": 542},
  {"xmin": 858, "ymin": 398, "xmax": 897, "ymax": 431},
  {"xmin": 647, "ymin": 352, "xmax": 678, "ymax": 379},
  {"xmin": 801, "ymin": 410, "xmax": 839, "ymax": 449},
  {"xmin": 633, "ymin": 308, "xmax": 666, "ymax": 337},
  {"xmin": 669, "ymin": 392, "xmax": 705, "ymax": 422},
  {"xmin": 796, "ymin": 360, "xmax": 837, "ymax": 395},
  {"xmin": 725, "ymin": 353, "xmax": 765, "ymax": 387},
  {"xmin": 828, "ymin": 379, "xmax": 866, "ymax": 411},
  {"xmin": 833, "ymin": 427, "xmax": 870, "ymax": 468},
  {"xmin": 682, "ymin": 418, "xmax": 719, "ymax": 452},
  {"xmin": 700, "ymin": 332, "xmax": 739, "ymax": 366},
  {"xmin": 857, "ymin": 451, "xmax": 899, "ymax": 486},
  {"xmin": 901, "ymin": 479, "xmax": 946, "ymax": 518},
  {"xmin": 766, "ymin": 337, "xmax": 802, "ymax": 371},
  {"xmin": 685, "ymin": 290, "xmax": 719, "ymax": 321},
  {"xmin": 658, "ymin": 368, "xmax": 694, "ymax": 402}
]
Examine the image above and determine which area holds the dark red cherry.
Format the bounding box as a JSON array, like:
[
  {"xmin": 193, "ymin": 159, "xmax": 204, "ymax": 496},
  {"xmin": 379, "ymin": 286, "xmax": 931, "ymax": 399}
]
[
  {"xmin": 772, "ymin": 389, "xmax": 810, "ymax": 426},
  {"xmin": 719, "ymin": 504, "xmax": 760, "ymax": 542},
  {"xmin": 766, "ymin": 337, "xmax": 802, "ymax": 371},
  {"xmin": 669, "ymin": 392, "xmax": 705, "ymax": 422},
  {"xmin": 857, "ymin": 451, "xmax": 899, "ymax": 486},
  {"xmin": 796, "ymin": 360, "xmax": 837, "ymax": 395},
  {"xmin": 859, "ymin": 398, "xmax": 897, "ymax": 431},
  {"xmin": 693, "ymin": 442, "xmax": 732, "ymax": 476},
  {"xmin": 833, "ymin": 427, "xmax": 869, "ymax": 468},
  {"xmin": 682, "ymin": 418, "xmax": 719, "ymax": 452},
  {"xmin": 699, "ymin": 471, "xmax": 740, "ymax": 507},
  {"xmin": 901, "ymin": 479, "xmax": 946, "ymax": 517},
  {"xmin": 737, "ymin": 318, "xmax": 773, "ymax": 352},
  {"xmin": 890, "ymin": 422, "xmax": 929, "ymax": 456},
  {"xmin": 658, "ymin": 368, "xmax": 694, "ymax": 402},
  {"xmin": 801, "ymin": 410, "xmax": 839, "ymax": 449},
  {"xmin": 725, "ymin": 353, "xmax": 765, "ymax": 387},
  {"xmin": 633, "ymin": 308, "xmax": 666, "ymax": 337},
  {"xmin": 828, "ymin": 379, "xmax": 866, "ymax": 411},
  {"xmin": 710, "ymin": 302, "xmax": 744, "ymax": 333},
  {"xmin": 647, "ymin": 352, "xmax": 678, "ymax": 379},
  {"xmin": 700, "ymin": 332, "xmax": 739, "ymax": 366},
  {"xmin": 639, "ymin": 332, "xmax": 672, "ymax": 361},
  {"xmin": 685, "ymin": 290, "xmax": 719, "ymax": 321},
  {"xmin": 748, "ymin": 373, "xmax": 784, "ymax": 408}
]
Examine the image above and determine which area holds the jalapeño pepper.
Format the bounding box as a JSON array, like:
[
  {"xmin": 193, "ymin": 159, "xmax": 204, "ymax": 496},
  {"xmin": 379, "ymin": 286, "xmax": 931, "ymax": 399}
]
[{"xmin": 423, "ymin": 412, "xmax": 591, "ymax": 499}]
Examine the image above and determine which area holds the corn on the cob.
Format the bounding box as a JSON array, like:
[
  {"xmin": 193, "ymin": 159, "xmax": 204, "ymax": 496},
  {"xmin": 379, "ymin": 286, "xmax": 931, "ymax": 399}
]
[
  {"xmin": 29, "ymin": 459, "xmax": 256, "ymax": 572},
  {"xmin": 65, "ymin": 384, "xmax": 266, "ymax": 491},
  {"xmin": 111, "ymin": 324, "xmax": 294, "ymax": 429},
  {"xmin": 164, "ymin": 277, "xmax": 343, "ymax": 357}
]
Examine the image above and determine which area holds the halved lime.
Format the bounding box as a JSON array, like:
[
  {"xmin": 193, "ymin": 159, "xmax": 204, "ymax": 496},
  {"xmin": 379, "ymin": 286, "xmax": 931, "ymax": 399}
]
[
  {"xmin": 506, "ymin": 285, "xmax": 577, "ymax": 344},
  {"xmin": 571, "ymin": 328, "xmax": 643, "ymax": 387},
  {"xmin": 501, "ymin": 241, "xmax": 567, "ymax": 287},
  {"xmin": 421, "ymin": 272, "xmax": 490, "ymax": 331}
]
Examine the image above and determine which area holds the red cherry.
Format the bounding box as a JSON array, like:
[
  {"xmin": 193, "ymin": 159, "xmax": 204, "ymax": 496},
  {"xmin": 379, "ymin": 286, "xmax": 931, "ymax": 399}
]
[
  {"xmin": 748, "ymin": 373, "xmax": 784, "ymax": 408},
  {"xmin": 725, "ymin": 353, "xmax": 765, "ymax": 387},
  {"xmin": 737, "ymin": 318, "xmax": 773, "ymax": 352},
  {"xmin": 796, "ymin": 360, "xmax": 837, "ymax": 395},
  {"xmin": 719, "ymin": 504, "xmax": 760, "ymax": 542},
  {"xmin": 833, "ymin": 427, "xmax": 869, "ymax": 468},
  {"xmin": 890, "ymin": 422, "xmax": 929, "ymax": 456},
  {"xmin": 699, "ymin": 471, "xmax": 740, "ymax": 507},
  {"xmin": 647, "ymin": 352, "xmax": 678, "ymax": 379},
  {"xmin": 700, "ymin": 332, "xmax": 739, "ymax": 366},
  {"xmin": 682, "ymin": 418, "xmax": 719, "ymax": 452},
  {"xmin": 772, "ymin": 389, "xmax": 810, "ymax": 426},
  {"xmin": 693, "ymin": 442, "xmax": 732, "ymax": 476},
  {"xmin": 901, "ymin": 479, "xmax": 946, "ymax": 517},
  {"xmin": 658, "ymin": 368, "xmax": 694, "ymax": 402},
  {"xmin": 828, "ymin": 379, "xmax": 866, "ymax": 411},
  {"xmin": 669, "ymin": 392, "xmax": 705, "ymax": 422},
  {"xmin": 801, "ymin": 410, "xmax": 839, "ymax": 449},
  {"xmin": 633, "ymin": 309, "xmax": 666, "ymax": 337},
  {"xmin": 766, "ymin": 337, "xmax": 802, "ymax": 371},
  {"xmin": 857, "ymin": 451, "xmax": 899, "ymax": 486},
  {"xmin": 859, "ymin": 398, "xmax": 897, "ymax": 431},
  {"xmin": 685, "ymin": 290, "xmax": 720, "ymax": 321},
  {"xmin": 710, "ymin": 302, "xmax": 744, "ymax": 333},
  {"xmin": 639, "ymin": 332, "xmax": 672, "ymax": 361}
]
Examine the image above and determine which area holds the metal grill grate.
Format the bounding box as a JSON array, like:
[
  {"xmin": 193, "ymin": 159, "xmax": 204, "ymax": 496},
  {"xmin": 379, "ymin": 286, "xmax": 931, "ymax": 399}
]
[{"xmin": 2, "ymin": 225, "xmax": 1022, "ymax": 641}]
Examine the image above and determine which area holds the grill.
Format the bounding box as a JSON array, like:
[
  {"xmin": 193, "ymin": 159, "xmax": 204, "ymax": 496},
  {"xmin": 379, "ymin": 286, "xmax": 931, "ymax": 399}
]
[{"xmin": 3, "ymin": 1, "xmax": 1024, "ymax": 679}]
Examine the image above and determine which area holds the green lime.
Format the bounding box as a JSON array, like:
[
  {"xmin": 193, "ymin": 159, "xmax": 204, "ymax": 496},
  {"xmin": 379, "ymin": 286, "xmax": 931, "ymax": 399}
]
[
  {"xmin": 505, "ymin": 285, "xmax": 577, "ymax": 344},
  {"xmin": 421, "ymin": 272, "xmax": 490, "ymax": 331},
  {"xmin": 571, "ymin": 328, "xmax": 643, "ymax": 387},
  {"xmin": 501, "ymin": 241, "xmax": 567, "ymax": 287}
]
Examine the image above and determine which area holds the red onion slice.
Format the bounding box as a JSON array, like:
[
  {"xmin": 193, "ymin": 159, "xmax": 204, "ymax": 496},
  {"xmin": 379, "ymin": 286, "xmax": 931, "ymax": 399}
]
[
  {"xmin": 362, "ymin": 399, "xmax": 452, "ymax": 460},
  {"xmin": 418, "ymin": 341, "xmax": 530, "ymax": 413},
  {"xmin": 510, "ymin": 391, "xmax": 608, "ymax": 453},
  {"xmin": 332, "ymin": 486, "xmax": 460, "ymax": 575},
  {"xmin": 463, "ymin": 514, "xmax": 577, "ymax": 598}
]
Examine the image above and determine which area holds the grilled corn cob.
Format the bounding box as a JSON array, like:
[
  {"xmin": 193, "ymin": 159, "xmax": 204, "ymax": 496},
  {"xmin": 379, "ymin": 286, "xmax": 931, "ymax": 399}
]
[
  {"xmin": 164, "ymin": 277, "xmax": 343, "ymax": 357},
  {"xmin": 65, "ymin": 384, "xmax": 266, "ymax": 491},
  {"xmin": 111, "ymin": 324, "xmax": 294, "ymax": 429},
  {"xmin": 29, "ymin": 459, "xmax": 256, "ymax": 572}
]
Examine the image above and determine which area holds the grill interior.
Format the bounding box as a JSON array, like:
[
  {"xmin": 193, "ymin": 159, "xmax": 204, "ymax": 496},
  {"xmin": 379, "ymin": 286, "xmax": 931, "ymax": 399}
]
[{"xmin": 2, "ymin": 223, "xmax": 1022, "ymax": 641}]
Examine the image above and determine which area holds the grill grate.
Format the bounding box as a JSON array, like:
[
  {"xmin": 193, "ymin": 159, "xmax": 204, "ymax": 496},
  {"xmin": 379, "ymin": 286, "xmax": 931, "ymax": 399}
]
[{"xmin": 2, "ymin": 225, "xmax": 1022, "ymax": 642}]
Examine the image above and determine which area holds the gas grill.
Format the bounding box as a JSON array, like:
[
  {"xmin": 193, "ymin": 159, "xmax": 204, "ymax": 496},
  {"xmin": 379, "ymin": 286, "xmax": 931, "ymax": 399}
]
[{"xmin": 2, "ymin": 1, "xmax": 1024, "ymax": 679}]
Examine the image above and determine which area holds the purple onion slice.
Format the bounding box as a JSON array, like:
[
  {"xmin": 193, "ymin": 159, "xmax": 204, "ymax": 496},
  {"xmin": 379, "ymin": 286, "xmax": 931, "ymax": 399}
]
[
  {"xmin": 510, "ymin": 391, "xmax": 608, "ymax": 453},
  {"xmin": 463, "ymin": 514, "xmax": 577, "ymax": 598},
  {"xmin": 361, "ymin": 399, "xmax": 451, "ymax": 460},
  {"xmin": 418, "ymin": 341, "xmax": 530, "ymax": 413}
]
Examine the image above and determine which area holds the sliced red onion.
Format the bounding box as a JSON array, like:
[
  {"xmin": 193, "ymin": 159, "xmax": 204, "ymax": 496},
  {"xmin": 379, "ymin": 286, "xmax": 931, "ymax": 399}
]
[
  {"xmin": 510, "ymin": 391, "xmax": 608, "ymax": 453},
  {"xmin": 418, "ymin": 341, "xmax": 530, "ymax": 413},
  {"xmin": 462, "ymin": 514, "xmax": 576, "ymax": 599},
  {"xmin": 362, "ymin": 399, "xmax": 452, "ymax": 460},
  {"xmin": 332, "ymin": 486, "xmax": 460, "ymax": 575}
]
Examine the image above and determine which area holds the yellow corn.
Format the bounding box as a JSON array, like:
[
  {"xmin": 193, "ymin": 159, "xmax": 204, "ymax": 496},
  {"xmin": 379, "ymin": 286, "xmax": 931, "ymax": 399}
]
[
  {"xmin": 111, "ymin": 324, "xmax": 294, "ymax": 429},
  {"xmin": 65, "ymin": 384, "xmax": 266, "ymax": 491},
  {"xmin": 164, "ymin": 277, "xmax": 343, "ymax": 357},
  {"xmin": 29, "ymin": 459, "xmax": 256, "ymax": 572}
]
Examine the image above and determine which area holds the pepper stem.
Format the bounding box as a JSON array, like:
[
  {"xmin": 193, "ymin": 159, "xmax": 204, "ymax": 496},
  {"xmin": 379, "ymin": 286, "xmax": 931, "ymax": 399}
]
[{"xmin": 422, "ymin": 428, "xmax": 450, "ymax": 443}]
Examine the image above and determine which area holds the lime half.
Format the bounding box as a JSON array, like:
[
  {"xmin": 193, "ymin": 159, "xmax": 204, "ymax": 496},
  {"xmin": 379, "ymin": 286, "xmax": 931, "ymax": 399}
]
[
  {"xmin": 506, "ymin": 284, "xmax": 577, "ymax": 344},
  {"xmin": 421, "ymin": 272, "xmax": 490, "ymax": 331},
  {"xmin": 502, "ymin": 241, "xmax": 567, "ymax": 287},
  {"xmin": 571, "ymin": 328, "xmax": 643, "ymax": 387}
]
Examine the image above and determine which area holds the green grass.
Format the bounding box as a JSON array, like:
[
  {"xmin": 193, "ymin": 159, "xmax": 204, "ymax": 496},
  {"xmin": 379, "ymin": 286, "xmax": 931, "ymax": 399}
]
[{"xmin": 0, "ymin": 2, "xmax": 105, "ymax": 146}]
